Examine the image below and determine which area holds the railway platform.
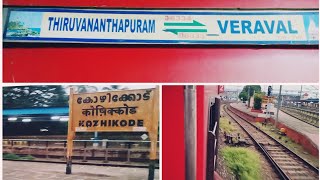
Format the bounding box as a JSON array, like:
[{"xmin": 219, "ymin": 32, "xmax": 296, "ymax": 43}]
[
  {"xmin": 3, "ymin": 160, "xmax": 159, "ymax": 180},
  {"xmin": 230, "ymin": 102, "xmax": 319, "ymax": 150}
]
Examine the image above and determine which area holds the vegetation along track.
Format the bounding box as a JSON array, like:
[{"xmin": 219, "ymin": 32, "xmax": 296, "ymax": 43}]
[{"xmin": 222, "ymin": 104, "xmax": 319, "ymax": 180}]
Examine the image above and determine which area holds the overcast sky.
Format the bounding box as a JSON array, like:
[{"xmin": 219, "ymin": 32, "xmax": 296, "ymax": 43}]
[
  {"xmin": 64, "ymin": 85, "xmax": 157, "ymax": 94},
  {"xmin": 225, "ymin": 85, "xmax": 319, "ymax": 98},
  {"xmin": 3, "ymin": 84, "xmax": 319, "ymax": 98}
]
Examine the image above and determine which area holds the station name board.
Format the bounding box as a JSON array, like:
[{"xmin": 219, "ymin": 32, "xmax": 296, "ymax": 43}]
[
  {"xmin": 65, "ymin": 87, "xmax": 159, "ymax": 176},
  {"xmin": 3, "ymin": 8, "xmax": 319, "ymax": 45},
  {"xmin": 71, "ymin": 89, "xmax": 156, "ymax": 132}
]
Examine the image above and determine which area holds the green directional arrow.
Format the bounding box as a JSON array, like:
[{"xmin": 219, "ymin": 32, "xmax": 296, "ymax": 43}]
[
  {"xmin": 164, "ymin": 20, "xmax": 205, "ymax": 27},
  {"xmin": 163, "ymin": 29, "xmax": 207, "ymax": 35}
]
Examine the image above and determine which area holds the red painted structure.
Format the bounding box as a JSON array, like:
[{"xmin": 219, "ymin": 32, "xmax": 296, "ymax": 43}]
[
  {"xmin": 162, "ymin": 85, "xmax": 218, "ymax": 180},
  {"xmin": 3, "ymin": 0, "xmax": 319, "ymax": 83},
  {"xmin": 3, "ymin": 0, "xmax": 318, "ymax": 9},
  {"xmin": 162, "ymin": 86, "xmax": 185, "ymax": 179},
  {"xmin": 268, "ymin": 118, "xmax": 319, "ymax": 157},
  {"xmin": 3, "ymin": 46, "xmax": 319, "ymax": 83}
]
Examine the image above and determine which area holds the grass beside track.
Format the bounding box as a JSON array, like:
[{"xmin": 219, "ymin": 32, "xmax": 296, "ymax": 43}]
[
  {"xmin": 219, "ymin": 117, "xmax": 236, "ymax": 134},
  {"xmin": 222, "ymin": 147, "xmax": 262, "ymax": 180}
]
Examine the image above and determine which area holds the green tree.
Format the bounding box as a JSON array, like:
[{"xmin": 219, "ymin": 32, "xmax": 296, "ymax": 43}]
[
  {"xmin": 243, "ymin": 85, "xmax": 262, "ymax": 96},
  {"xmin": 238, "ymin": 85, "xmax": 262, "ymax": 101},
  {"xmin": 102, "ymin": 85, "xmax": 128, "ymax": 91},
  {"xmin": 3, "ymin": 85, "xmax": 68, "ymax": 109},
  {"xmin": 76, "ymin": 85, "xmax": 98, "ymax": 93},
  {"xmin": 253, "ymin": 94, "xmax": 263, "ymax": 110},
  {"xmin": 239, "ymin": 91, "xmax": 248, "ymax": 101},
  {"xmin": 67, "ymin": 85, "xmax": 127, "ymax": 94}
]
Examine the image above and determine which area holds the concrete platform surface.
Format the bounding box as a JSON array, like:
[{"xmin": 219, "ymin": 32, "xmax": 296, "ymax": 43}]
[
  {"xmin": 231, "ymin": 103, "xmax": 260, "ymax": 117},
  {"xmin": 231, "ymin": 103, "xmax": 319, "ymax": 149},
  {"xmin": 3, "ymin": 160, "xmax": 159, "ymax": 180}
]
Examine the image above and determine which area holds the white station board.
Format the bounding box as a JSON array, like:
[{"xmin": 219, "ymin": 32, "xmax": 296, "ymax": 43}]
[{"xmin": 3, "ymin": 8, "xmax": 319, "ymax": 45}]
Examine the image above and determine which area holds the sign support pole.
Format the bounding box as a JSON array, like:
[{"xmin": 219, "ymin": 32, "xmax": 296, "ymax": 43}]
[
  {"xmin": 148, "ymin": 86, "xmax": 159, "ymax": 180},
  {"xmin": 66, "ymin": 88, "xmax": 75, "ymax": 174},
  {"xmin": 184, "ymin": 86, "xmax": 196, "ymax": 180},
  {"xmin": 275, "ymin": 85, "xmax": 282, "ymax": 128}
]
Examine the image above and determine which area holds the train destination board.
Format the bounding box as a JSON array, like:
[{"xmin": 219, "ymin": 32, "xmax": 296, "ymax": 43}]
[{"xmin": 3, "ymin": 8, "xmax": 319, "ymax": 45}]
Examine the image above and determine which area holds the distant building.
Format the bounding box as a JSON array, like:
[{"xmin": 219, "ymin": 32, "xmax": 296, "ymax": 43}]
[
  {"xmin": 220, "ymin": 90, "xmax": 239, "ymax": 101},
  {"xmin": 301, "ymin": 93, "xmax": 309, "ymax": 100}
]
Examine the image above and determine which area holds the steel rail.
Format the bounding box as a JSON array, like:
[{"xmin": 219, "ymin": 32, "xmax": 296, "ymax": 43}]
[
  {"xmin": 222, "ymin": 105, "xmax": 290, "ymax": 180},
  {"xmin": 226, "ymin": 105, "xmax": 319, "ymax": 174}
]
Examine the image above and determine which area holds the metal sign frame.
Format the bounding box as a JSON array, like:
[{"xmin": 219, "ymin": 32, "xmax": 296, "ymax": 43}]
[{"xmin": 3, "ymin": 7, "xmax": 319, "ymax": 45}]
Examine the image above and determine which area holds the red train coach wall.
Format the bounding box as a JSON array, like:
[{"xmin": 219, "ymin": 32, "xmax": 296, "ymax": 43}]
[
  {"xmin": 162, "ymin": 85, "xmax": 216, "ymax": 180},
  {"xmin": 3, "ymin": 48, "xmax": 319, "ymax": 82},
  {"xmin": 162, "ymin": 86, "xmax": 185, "ymax": 180}
]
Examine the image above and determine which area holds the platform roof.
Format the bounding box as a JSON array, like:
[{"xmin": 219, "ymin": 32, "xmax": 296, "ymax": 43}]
[
  {"xmin": 297, "ymin": 98, "xmax": 319, "ymax": 103},
  {"xmin": 3, "ymin": 107, "xmax": 69, "ymax": 116}
]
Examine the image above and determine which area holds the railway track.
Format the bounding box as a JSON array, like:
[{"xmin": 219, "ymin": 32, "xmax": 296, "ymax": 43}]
[
  {"xmin": 223, "ymin": 105, "xmax": 319, "ymax": 180},
  {"xmin": 280, "ymin": 108, "xmax": 319, "ymax": 128}
]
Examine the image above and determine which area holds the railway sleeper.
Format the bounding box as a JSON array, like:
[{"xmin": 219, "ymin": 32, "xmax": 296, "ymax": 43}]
[
  {"xmin": 270, "ymin": 154, "xmax": 291, "ymax": 157},
  {"xmin": 272, "ymin": 157, "xmax": 293, "ymax": 162},
  {"xmin": 288, "ymin": 176, "xmax": 318, "ymax": 180},
  {"xmin": 271, "ymin": 156, "xmax": 292, "ymax": 160},
  {"xmin": 286, "ymin": 170, "xmax": 310, "ymax": 176},
  {"xmin": 281, "ymin": 166, "xmax": 307, "ymax": 170},
  {"xmin": 269, "ymin": 154, "xmax": 293, "ymax": 159},
  {"xmin": 287, "ymin": 174, "xmax": 317, "ymax": 180},
  {"xmin": 259, "ymin": 142, "xmax": 277, "ymax": 146},
  {"xmin": 267, "ymin": 149, "xmax": 286, "ymax": 152},
  {"xmin": 268, "ymin": 152, "xmax": 287, "ymax": 156},
  {"xmin": 265, "ymin": 148, "xmax": 284, "ymax": 151},
  {"xmin": 264, "ymin": 147, "xmax": 284, "ymax": 151},
  {"xmin": 277, "ymin": 162, "xmax": 300, "ymax": 166}
]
